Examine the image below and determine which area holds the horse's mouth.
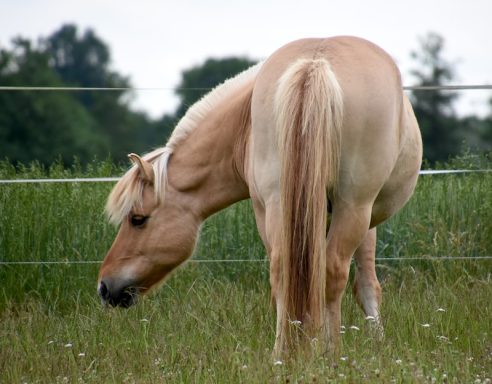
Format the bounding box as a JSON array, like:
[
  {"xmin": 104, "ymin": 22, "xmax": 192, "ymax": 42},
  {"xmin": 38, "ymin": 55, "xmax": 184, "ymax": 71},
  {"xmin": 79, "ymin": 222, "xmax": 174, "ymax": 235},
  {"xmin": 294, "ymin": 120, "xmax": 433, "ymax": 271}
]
[{"xmin": 98, "ymin": 280, "xmax": 139, "ymax": 308}]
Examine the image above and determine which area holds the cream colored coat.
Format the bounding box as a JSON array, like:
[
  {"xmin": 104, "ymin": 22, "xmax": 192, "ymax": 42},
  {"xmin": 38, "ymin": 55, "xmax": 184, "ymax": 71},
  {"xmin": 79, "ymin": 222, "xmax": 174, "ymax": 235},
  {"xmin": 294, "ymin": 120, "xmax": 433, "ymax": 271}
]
[{"xmin": 98, "ymin": 36, "xmax": 422, "ymax": 357}]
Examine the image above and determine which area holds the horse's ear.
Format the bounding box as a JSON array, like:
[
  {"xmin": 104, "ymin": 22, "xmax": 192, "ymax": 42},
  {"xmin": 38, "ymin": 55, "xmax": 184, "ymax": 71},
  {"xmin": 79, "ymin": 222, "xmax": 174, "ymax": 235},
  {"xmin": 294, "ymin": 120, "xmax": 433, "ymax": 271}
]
[{"xmin": 128, "ymin": 153, "xmax": 154, "ymax": 184}]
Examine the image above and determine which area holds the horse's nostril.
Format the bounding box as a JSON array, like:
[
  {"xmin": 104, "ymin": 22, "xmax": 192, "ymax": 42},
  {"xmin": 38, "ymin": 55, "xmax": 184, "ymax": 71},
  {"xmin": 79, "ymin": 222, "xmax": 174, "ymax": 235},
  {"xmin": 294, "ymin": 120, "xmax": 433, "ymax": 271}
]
[{"xmin": 98, "ymin": 280, "xmax": 110, "ymax": 300}]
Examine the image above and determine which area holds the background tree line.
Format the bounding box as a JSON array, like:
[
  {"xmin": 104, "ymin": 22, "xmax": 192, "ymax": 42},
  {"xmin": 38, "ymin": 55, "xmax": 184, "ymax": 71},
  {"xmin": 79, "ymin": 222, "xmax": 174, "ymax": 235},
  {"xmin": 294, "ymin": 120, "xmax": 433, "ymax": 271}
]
[{"xmin": 0, "ymin": 25, "xmax": 490, "ymax": 166}]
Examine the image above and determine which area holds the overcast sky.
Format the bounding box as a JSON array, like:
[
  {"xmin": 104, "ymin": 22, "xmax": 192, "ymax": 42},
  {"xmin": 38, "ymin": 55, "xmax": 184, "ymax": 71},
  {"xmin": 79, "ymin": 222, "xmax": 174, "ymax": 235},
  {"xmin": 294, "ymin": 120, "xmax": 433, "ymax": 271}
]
[{"xmin": 1, "ymin": 0, "xmax": 491, "ymax": 118}]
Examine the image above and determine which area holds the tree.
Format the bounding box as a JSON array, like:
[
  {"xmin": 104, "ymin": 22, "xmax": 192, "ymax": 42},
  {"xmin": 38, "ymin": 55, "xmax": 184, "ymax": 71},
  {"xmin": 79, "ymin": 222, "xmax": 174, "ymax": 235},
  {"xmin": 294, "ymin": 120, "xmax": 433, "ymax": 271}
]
[
  {"xmin": 0, "ymin": 38, "xmax": 103, "ymax": 164},
  {"xmin": 410, "ymin": 32, "xmax": 461, "ymax": 163},
  {"xmin": 45, "ymin": 25, "xmax": 147, "ymax": 159},
  {"xmin": 0, "ymin": 24, "xmax": 259, "ymax": 166},
  {"xmin": 174, "ymin": 57, "xmax": 257, "ymax": 118},
  {"xmin": 0, "ymin": 25, "xmax": 159, "ymax": 165}
]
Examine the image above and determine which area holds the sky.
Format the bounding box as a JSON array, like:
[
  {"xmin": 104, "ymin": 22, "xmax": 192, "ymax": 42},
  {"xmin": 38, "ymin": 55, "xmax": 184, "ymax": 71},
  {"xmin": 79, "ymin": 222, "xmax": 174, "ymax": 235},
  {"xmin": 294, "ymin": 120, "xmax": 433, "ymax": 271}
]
[{"xmin": 1, "ymin": 0, "xmax": 491, "ymax": 118}]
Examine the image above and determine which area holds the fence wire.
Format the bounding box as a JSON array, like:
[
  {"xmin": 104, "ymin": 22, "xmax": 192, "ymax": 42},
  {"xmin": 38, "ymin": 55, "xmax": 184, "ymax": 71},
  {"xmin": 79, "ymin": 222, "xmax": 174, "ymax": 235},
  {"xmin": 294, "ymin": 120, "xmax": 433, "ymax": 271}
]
[
  {"xmin": 1, "ymin": 84, "xmax": 491, "ymax": 92},
  {"xmin": 0, "ymin": 84, "xmax": 490, "ymax": 266},
  {"xmin": 1, "ymin": 169, "xmax": 491, "ymax": 184},
  {"xmin": 1, "ymin": 256, "xmax": 491, "ymax": 266}
]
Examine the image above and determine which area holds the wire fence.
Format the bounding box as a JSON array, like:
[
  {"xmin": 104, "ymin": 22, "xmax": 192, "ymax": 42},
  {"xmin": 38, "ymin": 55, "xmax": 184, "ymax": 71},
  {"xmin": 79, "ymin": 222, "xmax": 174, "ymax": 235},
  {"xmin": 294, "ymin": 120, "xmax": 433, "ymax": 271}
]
[
  {"xmin": 0, "ymin": 169, "xmax": 490, "ymax": 184},
  {"xmin": 1, "ymin": 256, "xmax": 491, "ymax": 266},
  {"xmin": 1, "ymin": 84, "xmax": 491, "ymax": 92},
  {"xmin": 1, "ymin": 168, "xmax": 490, "ymax": 267},
  {"xmin": 0, "ymin": 83, "xmax": 490, "ymax": 266}
]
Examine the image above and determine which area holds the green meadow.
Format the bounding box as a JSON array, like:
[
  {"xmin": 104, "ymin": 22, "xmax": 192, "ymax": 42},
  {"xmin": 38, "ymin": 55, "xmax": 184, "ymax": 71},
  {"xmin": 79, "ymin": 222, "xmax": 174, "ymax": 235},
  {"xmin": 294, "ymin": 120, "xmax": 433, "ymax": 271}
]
[{"xmin": 0, "ymin": 155, "xmax": 491, "ymax": 383}]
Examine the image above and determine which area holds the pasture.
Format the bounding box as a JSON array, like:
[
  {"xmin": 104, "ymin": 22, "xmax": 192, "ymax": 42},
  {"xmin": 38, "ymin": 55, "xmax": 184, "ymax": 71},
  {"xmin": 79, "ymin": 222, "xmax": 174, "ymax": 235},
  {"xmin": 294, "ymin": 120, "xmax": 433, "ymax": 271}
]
[{"xmin": 0, "ymin": 156, "xmax": 491, "ymax": 383}]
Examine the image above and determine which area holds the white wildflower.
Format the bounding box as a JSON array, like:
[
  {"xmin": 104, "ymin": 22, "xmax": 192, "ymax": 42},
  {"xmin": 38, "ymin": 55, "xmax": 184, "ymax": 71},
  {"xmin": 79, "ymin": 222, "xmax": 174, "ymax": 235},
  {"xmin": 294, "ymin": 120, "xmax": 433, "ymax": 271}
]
[
  {"xmin": 340, "ymin": 356, "xmax": 348, "ymax": 361},
  {"xmin": 395, "ymin": 359, "xmax": 402, "ymax": 364},
  {"xmin": 289, "ymin": 320, "xmax": 302, "ymax": 326},
  {"xmin": 365, "ymin": 315, "xmax": 376, "ymax": 321},
  {"xmin": 78, "ymin": 353, "xmax": 85, "ymax": 357},
  {"xmin": 421, "ymin": 323, "xmax": 431, "ymax": 328},
  {"xmin": 350, "ymin": 325, "xmax": 360, "ymax": 331},
  {"xmin": 273, "ymin": 360, "xmax": 283, "ymax": 366},
  {"xmin": 436, "ymin": 308, "xmax": 446, "ymax": 312},
  {"xmin": 64, "ymin": 343, "xmax": 73, "ymax": 348}
]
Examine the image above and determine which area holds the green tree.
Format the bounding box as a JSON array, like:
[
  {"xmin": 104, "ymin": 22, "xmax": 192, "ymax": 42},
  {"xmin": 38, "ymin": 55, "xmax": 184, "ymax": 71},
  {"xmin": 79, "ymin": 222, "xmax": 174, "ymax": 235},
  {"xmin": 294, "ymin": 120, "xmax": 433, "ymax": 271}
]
[
  {"xmin": 0, "ymin": 25, "xmax": 159, "ymax": 165},
  {"xmin": 174, "ymin": 57, "xmax": 257, "ymax": 118},
  {"xmin": 0, "ymin": 25, "xmax": 260, "ymax": 166},
  {"xmin": 0, "ymin": 38, "xmax": 103, "ymax": 164},
  {"xmin": 410, "ymin": 32, "xmax": 461, "ymax": 163},
  {"xmin": 45, "ymin": 24, "xmax": 149, "ymax": 160}
]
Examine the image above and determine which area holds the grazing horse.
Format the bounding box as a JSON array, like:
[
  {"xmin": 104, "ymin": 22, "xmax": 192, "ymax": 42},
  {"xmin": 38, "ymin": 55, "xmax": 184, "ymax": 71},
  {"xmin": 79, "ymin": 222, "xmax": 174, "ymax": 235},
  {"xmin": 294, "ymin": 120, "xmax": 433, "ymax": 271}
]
[{"xmin": 98, "ymin": 36, "xmax": 422, "ymax": 356}]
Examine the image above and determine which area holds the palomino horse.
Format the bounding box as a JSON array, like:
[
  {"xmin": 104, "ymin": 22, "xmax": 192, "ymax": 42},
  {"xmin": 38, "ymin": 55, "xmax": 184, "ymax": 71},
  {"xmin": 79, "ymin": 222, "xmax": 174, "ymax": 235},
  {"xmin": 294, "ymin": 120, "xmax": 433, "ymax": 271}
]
[{"xmin": 98, "ymin": 36, "xmax": 422, "ymax": 355}]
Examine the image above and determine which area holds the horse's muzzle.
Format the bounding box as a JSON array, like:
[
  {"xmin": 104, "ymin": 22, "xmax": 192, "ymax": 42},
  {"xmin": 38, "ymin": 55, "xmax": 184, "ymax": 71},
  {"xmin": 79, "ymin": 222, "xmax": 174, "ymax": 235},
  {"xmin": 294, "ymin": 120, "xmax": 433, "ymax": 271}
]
[{"xmin": 98, "ymin": 279, "xmax": 139, "ymax": 308}]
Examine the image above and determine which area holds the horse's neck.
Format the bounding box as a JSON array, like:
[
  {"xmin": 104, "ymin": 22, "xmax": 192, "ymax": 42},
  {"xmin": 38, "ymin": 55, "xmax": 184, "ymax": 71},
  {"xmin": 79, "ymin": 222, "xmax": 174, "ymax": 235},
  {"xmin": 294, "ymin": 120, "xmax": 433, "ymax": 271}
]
[{"xmin": 167, "ymin": 84, "xmax": 253, "ymax": 219}]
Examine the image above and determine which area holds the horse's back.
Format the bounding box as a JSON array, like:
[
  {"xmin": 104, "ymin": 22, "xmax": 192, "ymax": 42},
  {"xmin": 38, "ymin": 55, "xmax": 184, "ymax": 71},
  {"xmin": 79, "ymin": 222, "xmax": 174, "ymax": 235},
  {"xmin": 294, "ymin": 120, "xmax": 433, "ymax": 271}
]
[{"xmin": 250, "ymin": 36, "xmax": 421, "ymax": 222}]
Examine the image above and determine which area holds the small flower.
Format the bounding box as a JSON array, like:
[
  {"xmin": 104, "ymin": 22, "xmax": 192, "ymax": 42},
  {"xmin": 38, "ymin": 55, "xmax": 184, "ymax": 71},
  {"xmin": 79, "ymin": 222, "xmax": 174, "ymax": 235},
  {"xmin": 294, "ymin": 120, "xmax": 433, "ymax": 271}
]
[
  {"xmin": 350, "ymin": 325, "xmax": 360, "ymax": 331},
  {"xmin": 365, "ymin": 315, "xmax": 376, "ymax": 321},
  {"xmin": 78, "ymin": 352, "xmax": 85, "ymax": 357},
  {"xmin": 420, "ymin": 323, "xmax": 431, "ymax": 328},
  {"xmin": 64, "ymin": 343, "xmax": 73, "ymax": 348},
  {"xmin": 273, "ymin": 360, "xmax": 283, "ymax": 366},
  {"xmin": 437, "ymin": 335, "xmax": 449, "ymax": 341},
  {"xmin": 340, "ymin": 356, "xmax": 348, "ymax": 361},
  {"xmin": 340, "ymin": 325, "xmax": 346, "ymax": 330},
  {"xmin": 241, "ymin": 365, "xmax": 248, "ymax": 370},
  {"xmin": 436, "ymin": 308, "xmax": 446, "ymax": 312},
  {"xmin": 339, "ymin": 330, "xmax": 345, "ymax": 334},
  {"xmin": 47, "ymin": 340, "xmax": 54, "ymax": 345},
  {"xmin": 289, "ymin": 320, "xmax": 302, "ymax": 326},
  {"xmin": 395, "ymin": 359, "xmax": 402, "ymax": 364}
]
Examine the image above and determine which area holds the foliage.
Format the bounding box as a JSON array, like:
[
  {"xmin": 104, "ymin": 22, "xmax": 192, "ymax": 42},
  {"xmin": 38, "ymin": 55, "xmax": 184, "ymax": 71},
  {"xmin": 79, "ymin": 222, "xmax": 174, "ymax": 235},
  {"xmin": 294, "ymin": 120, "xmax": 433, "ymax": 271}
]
[
  {"xmin": 409, "ymin": 32, "xmax": 461, "ymax": 163},
  {"xmin": 1, "ymin": 25, "xmax": 492, "ymax": 167},
  {"xmin": 0, "ymin": 25, "xmax": 162, "ymax": 165},
  {"xmin": 174, "ymin": 57, "xmax": 257, "ymax": 119},
  {"xmin": 0, "ymin": 157, "xmax": 491, "ymax": 382},
  {"xmin": 409, "ymin": 32, "xmax": 492, "ymax": 162}
]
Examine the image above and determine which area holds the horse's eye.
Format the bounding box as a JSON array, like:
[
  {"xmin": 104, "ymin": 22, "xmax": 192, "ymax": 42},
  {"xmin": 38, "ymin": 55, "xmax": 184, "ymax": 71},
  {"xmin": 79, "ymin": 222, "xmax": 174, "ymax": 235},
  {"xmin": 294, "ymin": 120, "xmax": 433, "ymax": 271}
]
[{"xmin": 130, "ymin": 215, "xmax": 149, "ymax": 228}]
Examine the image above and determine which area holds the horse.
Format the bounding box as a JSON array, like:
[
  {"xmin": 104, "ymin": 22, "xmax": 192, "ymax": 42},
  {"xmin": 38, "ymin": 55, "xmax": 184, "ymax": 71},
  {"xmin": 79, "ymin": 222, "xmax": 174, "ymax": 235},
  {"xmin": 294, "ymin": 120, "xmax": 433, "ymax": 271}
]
[{"xmin": 98, "ymin": 36, "xmax": 422, "ymax": 356}]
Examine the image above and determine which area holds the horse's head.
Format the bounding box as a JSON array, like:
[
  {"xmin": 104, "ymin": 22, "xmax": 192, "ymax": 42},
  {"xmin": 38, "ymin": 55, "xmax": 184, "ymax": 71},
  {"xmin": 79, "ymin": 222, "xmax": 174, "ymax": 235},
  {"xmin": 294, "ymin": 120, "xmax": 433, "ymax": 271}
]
[{"xmin": 98, "ymin": 152, "xmax": 199, "ymax": 308}]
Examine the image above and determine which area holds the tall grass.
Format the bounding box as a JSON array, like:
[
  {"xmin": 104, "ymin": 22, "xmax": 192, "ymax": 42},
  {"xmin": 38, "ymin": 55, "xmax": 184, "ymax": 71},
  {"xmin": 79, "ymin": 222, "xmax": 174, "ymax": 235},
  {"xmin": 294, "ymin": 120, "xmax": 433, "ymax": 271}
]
[{"xmin": 0, "ymin": 155, "xmax": 491, "ymax": 382}]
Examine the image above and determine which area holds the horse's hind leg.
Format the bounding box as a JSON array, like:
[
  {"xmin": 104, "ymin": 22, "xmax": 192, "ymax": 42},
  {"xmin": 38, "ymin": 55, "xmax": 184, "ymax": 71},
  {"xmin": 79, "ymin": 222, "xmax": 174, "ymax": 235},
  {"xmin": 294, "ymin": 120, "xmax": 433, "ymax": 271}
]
[
  {"xmin": 352, "ymin": 227, "xmax": 384, "ymax": 337},
  {"xmin": 251, "ymin": 198, "xmax": 285, "ymax": 358},
  {"xmin": 325, "ymin": 204, "xmax": 372, "ymax": 353}
]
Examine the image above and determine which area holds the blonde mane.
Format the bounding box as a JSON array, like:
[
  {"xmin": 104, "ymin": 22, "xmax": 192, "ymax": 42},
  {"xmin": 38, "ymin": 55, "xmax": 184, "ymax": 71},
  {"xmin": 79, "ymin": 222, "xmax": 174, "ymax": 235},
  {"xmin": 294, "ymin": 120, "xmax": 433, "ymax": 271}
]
[{"xmin": 106, "ymin": 62, "xmax": 263, "ymax": 225}]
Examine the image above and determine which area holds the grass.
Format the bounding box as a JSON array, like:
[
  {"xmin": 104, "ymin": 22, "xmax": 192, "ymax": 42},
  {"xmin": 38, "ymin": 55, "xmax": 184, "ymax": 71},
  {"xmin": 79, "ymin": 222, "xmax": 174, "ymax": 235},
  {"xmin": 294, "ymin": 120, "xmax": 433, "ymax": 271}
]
[{"xmin": 0, "ymin": 155, "xmax": 491, "ymax": 383}]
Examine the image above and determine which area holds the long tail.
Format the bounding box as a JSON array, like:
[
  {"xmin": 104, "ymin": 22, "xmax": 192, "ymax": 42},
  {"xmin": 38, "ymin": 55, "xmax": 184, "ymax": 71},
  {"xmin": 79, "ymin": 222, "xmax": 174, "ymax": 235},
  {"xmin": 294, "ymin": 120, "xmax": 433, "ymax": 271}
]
[{"xmin": 274, "ymin": 58, "xmax": 343, "ymax": 345}]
